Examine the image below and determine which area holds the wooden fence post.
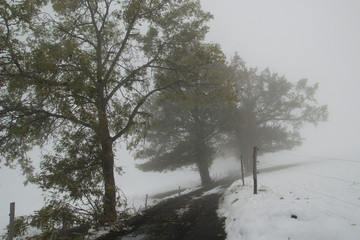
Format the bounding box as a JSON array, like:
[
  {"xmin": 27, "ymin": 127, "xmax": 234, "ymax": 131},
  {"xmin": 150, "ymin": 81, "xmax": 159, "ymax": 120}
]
[
  {"xmin": 145, "ymin": 194, "xmax": 148, "ymax": 209},
  {"xmin": 9, "ymin": 202, "xmax": 15, "ymax": 240},
  {"xmin": 240, "ymin": 155, "xmax": 245, "ymax": 186},
  {"xmin": 253, "ymin": 147, "xmax": 258, "ymax": 194}
]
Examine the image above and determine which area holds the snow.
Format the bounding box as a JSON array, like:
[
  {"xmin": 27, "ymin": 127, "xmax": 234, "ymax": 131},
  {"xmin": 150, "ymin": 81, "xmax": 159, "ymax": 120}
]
[
  {"xmin": 218, "ymin": 154, "xmax": 360, "ymax": 240},
  {"xmin": 202, "ymin": 186, "xmax": 226, "ymax": 196},
  {"xmin": 86, "ymin": 227, "xmax": 112, "ymax": 240},
  {"xmin": 176, "ymin": 205, "xmax": 190, "ymax": 216},
  {"xmin": 153, "ymin": 187, "xmax": 202, "ymax": 202}
]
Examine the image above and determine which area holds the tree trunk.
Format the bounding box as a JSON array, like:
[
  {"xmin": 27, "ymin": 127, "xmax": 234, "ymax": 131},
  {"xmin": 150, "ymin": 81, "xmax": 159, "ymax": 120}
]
[
  {"xmin": 101, "ymin": 137, "xmax": 117, "ymax": 223},
  {"xmin": 197, "ymin": 159, "xmax": 212, "ymax": 186},
  {"xmin": 97, "ymin": 97, "xmax": 117, "ymax": 222}
]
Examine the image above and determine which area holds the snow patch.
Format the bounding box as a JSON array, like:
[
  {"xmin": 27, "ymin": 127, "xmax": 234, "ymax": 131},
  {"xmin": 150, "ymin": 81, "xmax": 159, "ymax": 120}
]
[
  {"xmin": 202, "ymin": 186, "xmax": 226, "ymax": 196},
  {"xmin": 176, "ymin": 205, "xmax": 190, "ymax": 216},
  {"xmin": 85, "ymin": 227, "xmax": 111, "ymax": 240},
  {"xmin": 218, "ymin": 156, "xmax": 360, "ymax": 240}
]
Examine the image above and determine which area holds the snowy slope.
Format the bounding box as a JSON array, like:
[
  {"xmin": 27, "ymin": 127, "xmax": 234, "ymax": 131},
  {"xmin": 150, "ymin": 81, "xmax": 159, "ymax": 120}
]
[{"xmin": 218, "ymin": 153, "xmax": 360, "ymax": 240}]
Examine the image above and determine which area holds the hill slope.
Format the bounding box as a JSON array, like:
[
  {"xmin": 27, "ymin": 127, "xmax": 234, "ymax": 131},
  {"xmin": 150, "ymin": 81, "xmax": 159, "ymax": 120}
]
[{"xmin": 218, "ymin": 154, "xmax": 360, "ymax": 240}]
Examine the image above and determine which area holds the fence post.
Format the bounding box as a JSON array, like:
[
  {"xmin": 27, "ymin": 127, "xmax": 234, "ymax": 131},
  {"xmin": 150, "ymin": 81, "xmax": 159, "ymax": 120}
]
[
  {"xmin": 9, "ymin": 202, "xmax": 15, "ymax": 240},
  {"xmin": 253, "ymin": 147, "xmax": 258, "ymax": 194},
  {"xmin": 145, "ymin": 194, "xmax": 148, "ymax": 209},
  {"xmin": 240, "ymin": 155, "xmax": 245, "ymax": 186}
]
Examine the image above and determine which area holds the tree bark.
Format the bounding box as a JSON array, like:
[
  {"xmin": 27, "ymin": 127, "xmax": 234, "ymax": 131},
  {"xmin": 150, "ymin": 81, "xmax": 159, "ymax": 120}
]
[
  {"xmin": 97, "ymin": 97, "xmax": 117, "ymax": 222},
  {"xmin": 197, "ymin": 158, "xmax": 212, "ymax": 186},
  {"xmin": 101, "ymin": 137, "xmax": 117, "ymax": 223}
]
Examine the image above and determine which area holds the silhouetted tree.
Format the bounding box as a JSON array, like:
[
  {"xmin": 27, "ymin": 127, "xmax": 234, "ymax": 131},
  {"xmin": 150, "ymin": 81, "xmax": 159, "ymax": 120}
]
[
  {"xmin": 135, "ymin": 43, "xmax": 237, "ymax": 186},
  {"xmin": 229, "ymin": 54, "xmax": 328, "ymax": 170}
]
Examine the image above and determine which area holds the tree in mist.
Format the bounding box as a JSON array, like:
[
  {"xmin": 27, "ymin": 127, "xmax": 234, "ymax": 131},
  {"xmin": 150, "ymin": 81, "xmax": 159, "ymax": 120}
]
[
  {"xmin": 229, "ymin": 55, "xmax": 328, "ymax": 170},
  {"xmin": 134, "ymin": 43, "xmax": 237, "ymax": 186},
  {"xmin": 0, "ymin": 0, "xmax": 212, "ymax": 224}
]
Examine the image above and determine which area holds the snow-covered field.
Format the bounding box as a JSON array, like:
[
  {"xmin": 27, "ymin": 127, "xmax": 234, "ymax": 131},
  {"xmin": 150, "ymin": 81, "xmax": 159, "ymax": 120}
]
[{"xmin": 218, "ymin": 153, "xmax": 360, "ymax": 240}]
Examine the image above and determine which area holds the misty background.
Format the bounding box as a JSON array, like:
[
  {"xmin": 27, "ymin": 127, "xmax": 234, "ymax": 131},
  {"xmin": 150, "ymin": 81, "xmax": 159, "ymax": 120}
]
[{"xmin": 1, "ymin": 0, "xmax": 359, "ymax": 229}]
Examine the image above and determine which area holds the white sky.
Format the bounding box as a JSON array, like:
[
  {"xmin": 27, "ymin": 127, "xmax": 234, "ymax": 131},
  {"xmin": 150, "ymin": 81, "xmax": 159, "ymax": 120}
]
[
  {"xmin": 201, "ymin": 0, "xmax": 360, "ymax": 160},
  {"xmin": 1, "ymin": 0, "xmax": 360, "ymax": 232}
]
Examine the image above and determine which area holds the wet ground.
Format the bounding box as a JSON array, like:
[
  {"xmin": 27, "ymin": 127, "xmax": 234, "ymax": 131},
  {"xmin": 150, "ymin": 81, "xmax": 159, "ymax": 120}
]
[{"xmin": 98, "ymin": 176, "xmax": 238, "ymax": 240}]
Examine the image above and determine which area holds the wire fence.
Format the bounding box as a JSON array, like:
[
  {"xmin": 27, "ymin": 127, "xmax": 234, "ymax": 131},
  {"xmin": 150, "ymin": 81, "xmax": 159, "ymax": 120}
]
[
  {"xmin": 261, "ymin": 173, "xmax": 360, "ymax": 209},
  {"xmin": 260, "ymin": 173, "xmax": 360, "ymax": 224},
  {"xmin": 253, "ymin": 152, "xmax": 360, "ymax": 224},
  {"xmin": 276, "ymin": 152, "xmax": 360, "ymax": 163},
  {"xmin": 259, "ymin": 160, "xmax": 360, "ymax": 184}
]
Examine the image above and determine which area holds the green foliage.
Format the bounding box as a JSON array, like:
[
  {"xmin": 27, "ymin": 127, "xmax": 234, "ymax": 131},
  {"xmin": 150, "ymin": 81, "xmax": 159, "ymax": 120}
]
[
  {"xmin": 228, "ymin": 54, "xmax": 328, "ymax": 164},
  {"xmin": 14, "ymin": 216, "xmax": 31, "ymax": 237},
  {"xmin": 1, "ymin": 0, "xmax": 213, "ymax": 224},
  {"xmin": 30, "ymin": 200, "xmax": 82, "ymax": 231},
  {"xmin": 1, "ymin": 0, "xmax": 328, "ymax": 229},
  {"xmin": 0, "ymin": 0, "xmax": 47, "ymax": 26},
  {"xmin": 2, "ymin": 211, "xmax": 68, "ymax": 239},
  {"xmin": 1, "ymin": 215, "xmax": 31, "ymax": 239},
  {"xmin": 135, "ymin": 43, "xmax": 237, "ymax": 185}
]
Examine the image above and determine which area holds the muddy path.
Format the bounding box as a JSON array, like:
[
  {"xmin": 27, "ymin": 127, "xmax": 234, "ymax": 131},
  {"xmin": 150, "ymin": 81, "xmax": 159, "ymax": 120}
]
[{"xmin": 98, "ymin": 176, "xmax": 238, "ymax": 240}]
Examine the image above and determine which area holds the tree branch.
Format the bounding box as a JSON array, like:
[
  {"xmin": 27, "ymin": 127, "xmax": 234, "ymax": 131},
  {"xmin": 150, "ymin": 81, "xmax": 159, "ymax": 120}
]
[
  {"xmin": 105, "ymin": 58, "xmax": 157, "ymax": 103},
  {"xmin": 102, "ymin": 4, "xmax": 139, "ymax": 85},
  {"xmin": 57, "ymin": 23, "xmax": 97, "ymax": 49},
  {"xmin": 1, "ymin": 103, "xmax": 93, "ymax": 129},
  {"xmin": 111, "ymin": 83, "xmax": 173, "ymax": 142}
]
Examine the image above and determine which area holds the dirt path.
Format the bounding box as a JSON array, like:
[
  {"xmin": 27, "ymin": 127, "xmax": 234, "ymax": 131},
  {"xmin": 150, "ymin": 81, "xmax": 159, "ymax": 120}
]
[{"xmin": 98, "ymin": 177, "xmax": 237, "ymax": 240}]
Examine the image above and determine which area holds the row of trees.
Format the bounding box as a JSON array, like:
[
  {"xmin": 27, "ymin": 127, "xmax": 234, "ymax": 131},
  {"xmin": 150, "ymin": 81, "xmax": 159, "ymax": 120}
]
[
  {"xmin": 134, "ymin": 53, "xmax": 328, "ymax": 186},
  {"xmin": 0, "ymin": 0, "xmax": 328, "ymax": 234}
]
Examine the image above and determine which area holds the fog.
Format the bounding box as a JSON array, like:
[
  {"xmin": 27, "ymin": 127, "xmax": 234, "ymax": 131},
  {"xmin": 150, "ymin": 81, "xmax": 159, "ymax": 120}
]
[
  {"xmin": 203, "ymin": 0, "xmax": 360, "ymax": 158},
  {"xmin": 1, "ymin": 0, "xmax": 360, "ymax": 231}
]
